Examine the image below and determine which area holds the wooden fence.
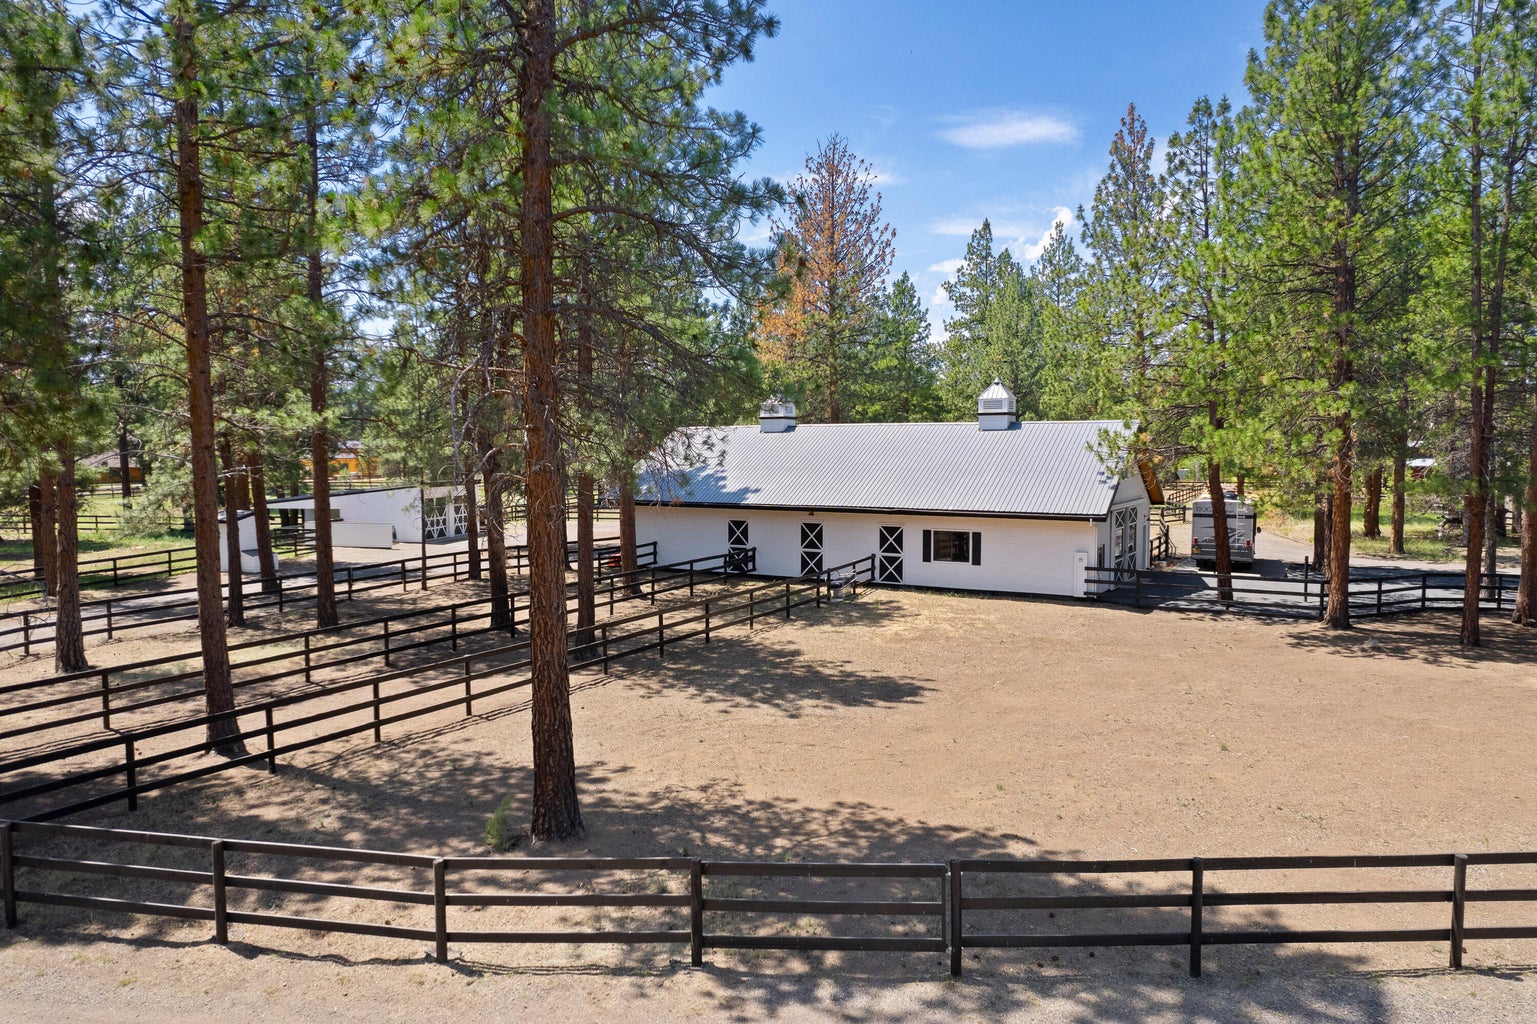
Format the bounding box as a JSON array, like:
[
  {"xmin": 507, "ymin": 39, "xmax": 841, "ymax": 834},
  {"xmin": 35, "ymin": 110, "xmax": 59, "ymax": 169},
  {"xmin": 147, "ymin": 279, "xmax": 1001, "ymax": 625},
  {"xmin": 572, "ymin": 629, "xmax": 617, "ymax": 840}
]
[
  {"xmin": 0, "ymin": 540, "xmax": 659, "ymax": 656},
  {"xmin": 0, "ymin": 548, "xmax": 742, "ymax": 750},
  {"xmin": 0, "ymin": 555, "xmax": 871, "ymax": 823},
  {"xmin": 1086, "ymin": 564, "xmax": 1522, "ymax": 619},
  {"xmin": 3, "ymin": 820, "xmax": 1532, "ymax": 978}
]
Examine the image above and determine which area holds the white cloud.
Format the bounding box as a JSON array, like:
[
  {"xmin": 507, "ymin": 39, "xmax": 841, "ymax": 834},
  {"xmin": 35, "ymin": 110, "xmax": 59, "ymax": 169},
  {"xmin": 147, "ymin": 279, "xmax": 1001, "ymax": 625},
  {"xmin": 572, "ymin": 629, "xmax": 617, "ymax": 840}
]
[
  {"xmin": 928, "ymin": 258, "xmax": 965, "ymax": 275},
  {"xmin": 867, "ymin": 161, "xmax": 905, "ymax": 186},
  {"xmin": 938, "ymin": 110, "xmax": 1079, "ymax": 149},
  {"xmin": 1012, "ymin": 206, "xmax": 1074, "ymax": 262},
  {"xmin": 929, "ymin": 284, "xmax": 950, "ymax": 306}
]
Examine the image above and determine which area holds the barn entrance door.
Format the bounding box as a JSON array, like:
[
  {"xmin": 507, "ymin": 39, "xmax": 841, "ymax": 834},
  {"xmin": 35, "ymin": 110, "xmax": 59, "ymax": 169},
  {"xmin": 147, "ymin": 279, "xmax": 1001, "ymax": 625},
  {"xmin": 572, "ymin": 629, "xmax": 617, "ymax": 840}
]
[
  {"xmin": 877, "ymin": 525, "xmax": 904, "ymax": 583},
  {"xmin": 800, "ymin": 522, "xmax": 824, "ymax": 576}
]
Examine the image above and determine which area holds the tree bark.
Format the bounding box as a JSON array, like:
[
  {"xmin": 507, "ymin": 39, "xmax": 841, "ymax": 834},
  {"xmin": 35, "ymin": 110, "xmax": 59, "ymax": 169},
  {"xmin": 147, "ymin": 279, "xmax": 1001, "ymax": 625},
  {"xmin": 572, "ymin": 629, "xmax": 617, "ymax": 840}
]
[
  {"xmin": 245, "ymin": 446, "xmax": 279, "ymax": 591},
  {"xmin": 1515, "ymin": 397, "xmax": 1536, "ymax": 624},
  {"xmin": 1391, "ymin": 428, "xmax": 1407, "ymax": 555},
  {"xmin": 1206, "ymin": 459, "xmax": 1233, "ymax": 604},
  {"xmin": 619, "ymin": 478, "xmax": 641, "ymax": 598},
  {"xmin": 306, "ymin": 110, "xmax": 338, "ymax": 630},
  {"xmin": 117, "ymin": 419, "xmax": 133, "ymax": 501},
  {"xmin": 519, "ymin": 0, "xmax": 583, "ymax": 841},
  {"xmin": 1312, "ymin": 483, "xmax": 1328, "ymax": 573},
  {"xmin": 573, "ymin": 281, "xmax": 595, "ymax": 651},
  {"xmin": 172, "ymin": 3, "xmax": 242, "ymax": 753},
  {"xmin": 52, "ymin": 445, "xmax": 87, "ymax": 672},
  {"xmin": 480, "ymin": 433, "xmax": 511, "ymax": 629},
  {"xmin": 463, "ymin": 456, "xmax": 481, "ymax": 580},
  {"xmin": 37, "ymin": 474, "xmax": 58, "ymax": 597},
  {"xmin": 27, "ymin": 483, "xmax": 44, "ymax": 582},
  {"xmin": 1323, "ymin": 416, "xmax": 1353, "ymax": 628},
  {"xmin": 220, "ymin": 439, "xmax": 245, "ymax": 628},
  {"xmin": 1362, "ymin": 466, "xmax": 1382, "ymax": 539}
]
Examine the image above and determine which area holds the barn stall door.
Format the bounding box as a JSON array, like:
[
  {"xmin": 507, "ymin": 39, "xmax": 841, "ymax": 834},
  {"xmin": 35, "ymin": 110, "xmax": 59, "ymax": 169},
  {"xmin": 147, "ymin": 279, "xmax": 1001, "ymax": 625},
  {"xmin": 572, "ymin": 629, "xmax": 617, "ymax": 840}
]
[
  {"xmin": 800, "ymin": 521, "xmax": 824, "ymax": 576},
  {"xmin": 877, "ymin": 525, "xmax": 903, "ymax": 583}
]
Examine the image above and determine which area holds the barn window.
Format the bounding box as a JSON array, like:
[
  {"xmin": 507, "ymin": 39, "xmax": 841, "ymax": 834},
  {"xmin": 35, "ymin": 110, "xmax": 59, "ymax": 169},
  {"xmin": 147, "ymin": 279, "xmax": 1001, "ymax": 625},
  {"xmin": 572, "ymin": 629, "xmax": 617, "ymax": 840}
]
[{"xmin": 923, "ymin": 529, "xmax": 981, "ymax": 565}]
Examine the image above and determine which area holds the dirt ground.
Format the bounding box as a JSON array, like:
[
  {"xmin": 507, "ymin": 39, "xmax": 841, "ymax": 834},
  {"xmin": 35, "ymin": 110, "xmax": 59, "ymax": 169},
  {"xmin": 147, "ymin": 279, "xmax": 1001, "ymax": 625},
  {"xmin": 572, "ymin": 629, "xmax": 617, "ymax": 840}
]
[{"xmin": 3, "ymin": 588, "xmax": 1537, "ymax": 1022}]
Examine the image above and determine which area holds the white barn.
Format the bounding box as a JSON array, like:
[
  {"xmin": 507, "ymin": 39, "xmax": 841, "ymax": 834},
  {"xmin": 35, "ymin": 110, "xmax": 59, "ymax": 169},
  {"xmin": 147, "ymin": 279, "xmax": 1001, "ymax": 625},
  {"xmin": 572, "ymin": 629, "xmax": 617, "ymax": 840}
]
[
  {"xmin": 635, "ymin": 383, "xmax": 1160, "ymax": 598},
  {"xmin": 262, "ymin": 485, "xmax": 469, "ymax": 548}
]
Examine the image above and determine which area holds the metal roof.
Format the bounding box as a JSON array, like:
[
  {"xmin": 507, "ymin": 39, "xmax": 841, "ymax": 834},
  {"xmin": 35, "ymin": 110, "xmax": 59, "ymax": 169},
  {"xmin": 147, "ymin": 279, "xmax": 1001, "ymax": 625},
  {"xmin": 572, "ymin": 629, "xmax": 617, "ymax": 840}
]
[{"xmin": 638, "ymin": 420, "xmax": 1136, "ymax": 519}]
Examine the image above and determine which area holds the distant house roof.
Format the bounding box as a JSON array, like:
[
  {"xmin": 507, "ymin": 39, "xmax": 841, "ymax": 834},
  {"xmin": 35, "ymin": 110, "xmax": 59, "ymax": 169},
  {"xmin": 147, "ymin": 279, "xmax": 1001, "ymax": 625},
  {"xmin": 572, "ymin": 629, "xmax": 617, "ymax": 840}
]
[
  {"xmin": 78, "ymin": 450, "xmax": 139, "ymax": 470},
  {"xmin": 638, "ymin": 420, "xmax": 1144, "ymax": 520}
]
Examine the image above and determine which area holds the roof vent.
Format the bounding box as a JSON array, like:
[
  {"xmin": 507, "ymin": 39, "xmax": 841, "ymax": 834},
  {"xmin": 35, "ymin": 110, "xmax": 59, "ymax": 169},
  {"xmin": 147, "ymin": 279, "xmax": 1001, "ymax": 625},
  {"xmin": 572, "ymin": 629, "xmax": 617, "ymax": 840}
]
[
  {"xmin": 759, "ymin": 397, "xmax": 796, "ymax": 433},
  {"xmin": 977, "ymin": 378, "xmax": 1017, "ymax": 431}
]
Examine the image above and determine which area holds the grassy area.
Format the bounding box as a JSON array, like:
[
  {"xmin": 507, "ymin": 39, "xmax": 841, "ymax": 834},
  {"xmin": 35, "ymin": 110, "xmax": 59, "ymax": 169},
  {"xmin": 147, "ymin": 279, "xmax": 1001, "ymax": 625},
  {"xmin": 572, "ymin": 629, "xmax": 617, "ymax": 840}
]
[
  {"xmin": 0, "ymin": 531, "xmax": 193, "ymax": 573},
  {"xmin": 1261, "ymin": 507, "xmax": 1520, "ymax": 562}
]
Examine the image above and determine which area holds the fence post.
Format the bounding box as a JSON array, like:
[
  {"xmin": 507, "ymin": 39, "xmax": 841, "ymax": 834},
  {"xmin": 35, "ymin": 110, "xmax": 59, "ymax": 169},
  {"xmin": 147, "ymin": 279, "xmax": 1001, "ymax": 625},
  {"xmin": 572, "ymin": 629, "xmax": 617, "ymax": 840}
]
[
  {"xmin": 401, "ymin": 562, "xmax": 408, "ymax": 592},
  {"xmin": 450, "ymin": 607, "xmax": 459, "ymax": 651},
  {"xmin": 1, "ymin": 822, "xmax": 16, "ymax": 929},
  {"xmin": 690, "ymin": 859, "xmax": 704, "ymax": 967},
  {"xmin": 277, "ymin": 579, "xmax": 284, "ymax": 614},
  {"xmin": 463, "ymin": 666, "xmax": 473, "ymax": 717},
  {"xmin": 1189, "ymin": 857, "xmax": 1204, "ymax": 977},
  {"xmin": 383, "ymin": 620, "xmax": 391, "ymax": 668},
  {"xmin": 658, "ymin": 611, "xmax": 665, "ymax": 658},
  {"xmin": 167, "ymin": 550, "xmax": 174, "ymax": 577},
  {"xmin": 601, "ymin": 624, "xmax": 609, "ymax": 674},
  {"xmin": 212, "ymin": 840, "xmax": 228, "ymax": 944},
  {"xmin": 124, "ymin": 738, "xmax": 137, "ymax": 811},
  {"xmin": 689, "ymin": 565, "xmax": 695, "ymax": 597},
  {"xmin": 372, "ymin": 681, "xmax": 382, "ymax": 743},
  {"xmin": 1451, "ymin": 853, "xmax": 1468, "ymax": 969},
  {"xmin": 948, "ymin": 861, "xmax": 963, "ymax": 977},
  {"xmin": 784, "ymin": 579, "xmax": 792, "ymax": 619},
  {"xmin": 748, "ymin": 589, "xmax": 755, "ymax": 630},
  {"xmin": 21, "ymin": 613, "xmax": 29, "ymax": 657},
  {"xmin": 303, "ymin": 634, "xmax": 312, "ymax": 684},
  {"xmin": 704, "ymin": 602, "xmax": 711, "ymax": 643},
  {"xmin": 1376, "ymin": 578, "xmax": 1383, "ymax": 617},
  {"xmin": 433, "ymin": 858, "xmax": 449, "ymax": 963},
  {"xmin": 99, "ymin": 672, "xmax": 113, "ymax": 729},
  {"xmin": 105, "ymin": 602, "xmax": 113, "ymax": 641},
  {"xmin": 265, "ymin": 707, "xmax": 277, "ymax": 773},
  {"xmin": 347, "ymin": 567, "xmax": 354, "ymax": 600}
]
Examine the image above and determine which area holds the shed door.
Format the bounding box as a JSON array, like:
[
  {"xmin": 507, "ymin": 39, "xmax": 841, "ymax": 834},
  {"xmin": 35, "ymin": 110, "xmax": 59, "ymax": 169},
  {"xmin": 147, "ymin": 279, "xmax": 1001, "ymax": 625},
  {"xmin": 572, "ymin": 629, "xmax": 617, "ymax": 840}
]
[
  {"xmin": 800, "ymin": 521, "xmax": 824, "ymax": 576},
  {"xmin": 877, "ymin": 525, "xmax": 904, "ymax": 584}
]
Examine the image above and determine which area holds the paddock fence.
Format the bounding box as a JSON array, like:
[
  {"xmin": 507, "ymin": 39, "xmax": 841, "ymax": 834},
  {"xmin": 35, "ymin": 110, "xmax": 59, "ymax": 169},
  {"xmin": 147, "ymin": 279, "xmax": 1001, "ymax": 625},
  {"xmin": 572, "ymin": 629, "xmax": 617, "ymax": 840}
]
[
  {"xmin": 1087, "ymin": 565, "xmax": 1522, "ymax": 619},
  {"xmin": 0, "ymin": 554, "xmax": 873, "ymax": 823},
  {"xmin": 0, "ymin": 548, "xmax": 742, "ymax": 752},
  {"xmin": 0, "ymin": 539, "xmax": 659, "ymax": 656},
  {"xmin": 3, "ymin": 820, "xmax": 1532, "ymax": 978}
]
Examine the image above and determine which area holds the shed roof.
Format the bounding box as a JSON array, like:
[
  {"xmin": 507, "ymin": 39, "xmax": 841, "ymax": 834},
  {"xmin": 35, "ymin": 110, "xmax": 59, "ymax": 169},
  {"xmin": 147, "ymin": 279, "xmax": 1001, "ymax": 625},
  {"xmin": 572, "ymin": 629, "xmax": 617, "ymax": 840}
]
[{"xmin": 639, "ymin": 420, "xmax": 1139, "ymax": 519}]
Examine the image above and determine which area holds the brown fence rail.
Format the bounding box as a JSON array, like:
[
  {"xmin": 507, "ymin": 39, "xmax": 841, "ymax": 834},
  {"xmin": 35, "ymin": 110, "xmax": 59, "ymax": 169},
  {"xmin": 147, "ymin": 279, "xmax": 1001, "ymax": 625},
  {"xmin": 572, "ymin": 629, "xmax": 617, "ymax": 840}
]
[
  {"xmin": 0, "ymin": 539, "xmax": 658, "ymax": 656},
  {"xmin": 1086, "ymin": 565, "xmax": 1521, "ymax": 619},
  {"xmin": 3, "ymin": 821, "xmax": 1533, "ymax": 978},
  {"xmin": 0, "ymin": 554, "xmax": 872, "ymax": 823},
  {"xmin": 0, "ymin": 546, "xmax": 715, "ymax": 751}
]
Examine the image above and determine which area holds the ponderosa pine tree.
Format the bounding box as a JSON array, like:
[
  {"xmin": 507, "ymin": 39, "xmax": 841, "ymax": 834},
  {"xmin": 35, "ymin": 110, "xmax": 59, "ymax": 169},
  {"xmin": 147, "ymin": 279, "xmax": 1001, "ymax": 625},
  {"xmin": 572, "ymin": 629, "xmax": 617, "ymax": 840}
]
[
  {"xmin": 938, "ymin": 222, "xmax": 1046, "ymax": 418},
  {"xmin": 757, "ymin": 134, "xmax": 894, "ymax": 423},
  {"xmin": 1243, "ymin": 0, "xmax": 1428, "ymax": 629}
]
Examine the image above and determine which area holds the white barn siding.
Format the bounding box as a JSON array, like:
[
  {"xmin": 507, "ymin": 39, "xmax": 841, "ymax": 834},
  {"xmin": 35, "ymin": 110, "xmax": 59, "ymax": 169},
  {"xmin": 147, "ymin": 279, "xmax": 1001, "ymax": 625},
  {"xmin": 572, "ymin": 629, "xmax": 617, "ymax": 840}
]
[{"xmin": 637, "ymin": 506, "xmax": 1104, "ymax": 598}]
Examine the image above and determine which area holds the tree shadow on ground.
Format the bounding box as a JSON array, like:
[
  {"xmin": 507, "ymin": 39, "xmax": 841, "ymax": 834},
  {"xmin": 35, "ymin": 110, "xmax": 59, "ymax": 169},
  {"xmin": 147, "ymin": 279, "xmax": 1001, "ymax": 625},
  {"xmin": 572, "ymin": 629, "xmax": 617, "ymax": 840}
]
[
  {"xmin": 1275, "ymin": 612, "xmax": 1537, "ymax": 668},
  {"xmin": 9, "ymin": 750, "xmax": 1506, "ymax": 1023}
]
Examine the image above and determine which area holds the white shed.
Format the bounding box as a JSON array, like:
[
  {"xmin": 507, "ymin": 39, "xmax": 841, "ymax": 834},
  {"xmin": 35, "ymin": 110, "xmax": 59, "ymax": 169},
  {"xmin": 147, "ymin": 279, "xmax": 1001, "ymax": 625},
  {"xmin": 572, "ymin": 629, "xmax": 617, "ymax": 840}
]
[
  {"xmin": 635, "ymin": 383, "xmax": 1160, "ymax": 599},
  {"xmin": 264, "ymin": 485, "xmax": 468, "ymax": 547}
]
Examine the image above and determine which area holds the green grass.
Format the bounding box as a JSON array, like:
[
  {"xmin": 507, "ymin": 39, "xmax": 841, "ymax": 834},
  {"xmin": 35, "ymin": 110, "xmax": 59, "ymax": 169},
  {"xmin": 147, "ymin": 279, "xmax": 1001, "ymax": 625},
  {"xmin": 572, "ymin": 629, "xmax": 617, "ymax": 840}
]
[{"xmin": 1263, "ymin": 507, "xmax": 1519, "ymax": 563}]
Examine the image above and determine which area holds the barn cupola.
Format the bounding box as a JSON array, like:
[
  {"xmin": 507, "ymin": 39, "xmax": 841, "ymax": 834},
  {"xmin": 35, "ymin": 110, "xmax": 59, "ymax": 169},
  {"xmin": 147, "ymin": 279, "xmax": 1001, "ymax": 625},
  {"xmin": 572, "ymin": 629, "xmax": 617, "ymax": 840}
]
[
  {"xmin": 759, "ymin": 397, "xmax": 796, "ymax": 433},
  {"xmin": 977, "ymin": 378, "xmax": 1018, "ymax": 430}
]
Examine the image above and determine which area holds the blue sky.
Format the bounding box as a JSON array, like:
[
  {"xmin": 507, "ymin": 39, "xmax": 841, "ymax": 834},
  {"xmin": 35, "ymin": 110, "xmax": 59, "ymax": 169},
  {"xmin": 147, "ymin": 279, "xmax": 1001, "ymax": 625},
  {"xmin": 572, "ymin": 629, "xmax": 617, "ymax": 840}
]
[{"xmin": 708, "ymin": 0, "xmax": 1269, "ymax": 337}]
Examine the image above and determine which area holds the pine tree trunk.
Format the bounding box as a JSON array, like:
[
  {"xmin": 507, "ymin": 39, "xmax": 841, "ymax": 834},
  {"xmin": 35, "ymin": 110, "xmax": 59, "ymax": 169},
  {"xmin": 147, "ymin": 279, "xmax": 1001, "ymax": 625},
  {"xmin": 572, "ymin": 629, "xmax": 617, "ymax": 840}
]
[
  {"xmin": 37, "ymin": 473, "xmax": 58, "ymax": 597},
  {"xmin": 1362, "ymin": 467, "xmax": 1382, "ymax": 539},
  {"xmin": 1234, "ymin": 475, "xmax": 1245, "ymax": 498},
  {"xmin": 52, "ymin": 445, "xmax": 87, "ymax": 672},
  {"xmin": 619, "ymin": 478, "xmax": 641, "ymax": 598},
  {"xmin": 1391, "ymin": 433, "xmax": 1407, "ymax": 555},
  {"xmin": 117, "ymin": 421, "xmax": 133, "ymax": 501},
  {"xmin": 1206, "ymin": 459, "xmax": 1233, "ymax": 605},
  {"xmin": 575, "ymin": 473, "xmax": 595, "ymax": 651},
  {"xmin": 480, "ymin": 436, "xmax": 510, "ymax": 629},
  {"xmin": 172, "ymin": 4, "xmax": 242, "ymax": 754},
  {"xmin": 28, "ymin": 483, "xmax": 45, "ymax": 583},
  {"xmin": 463, "ymin": 460, "xmax": 481, "ymax": 580},
  {"xmin": 1484, "ymin": 489, "xmax": 1499, "ymax": 599},
  {"xmin": 220, "ymin": 439, "xmax": 245, "ymax": 628},
  {"xmin": 245, "ymin": 446, "xmax": 279, "ymax": 592},
  {"xmin": 1312, "ymin": 482, "xmax": 1329, "ymax": 573},
  {"xmin": 520, "ymin": 0, "xmax": 583, "ymax": 842},
  {"xmin": 1515, "ymin": 399, "xmax": 1536, "ymax": 624},
  {"xmin": 306, "ymin": 112, "xmax": 338, "ymax": 630},
  {"xmin": 1323, "ymin": 416, "xmax": 1353, "ymax": 629}
]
